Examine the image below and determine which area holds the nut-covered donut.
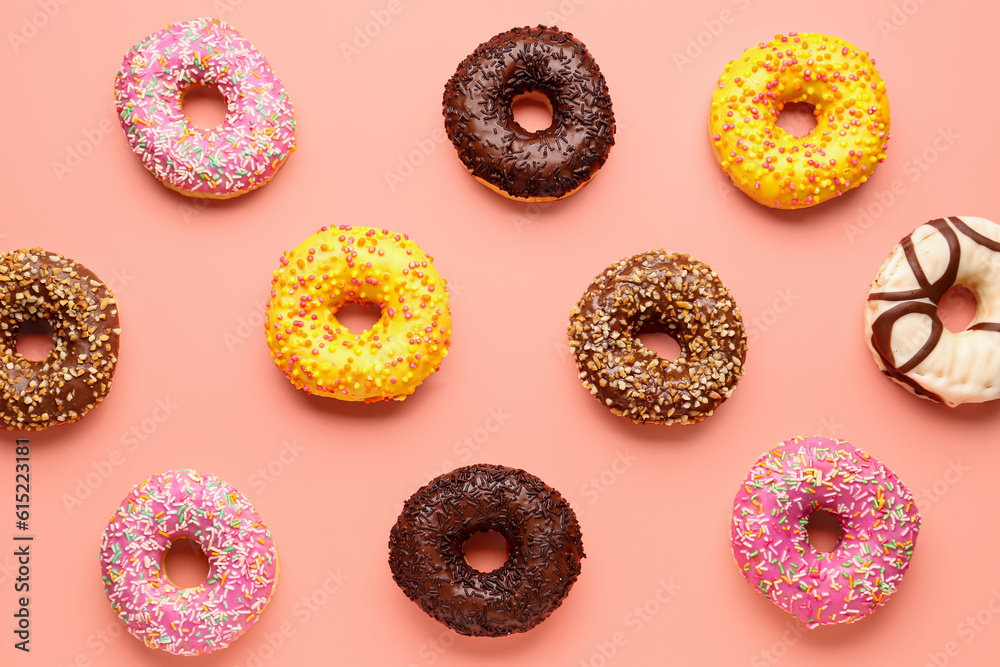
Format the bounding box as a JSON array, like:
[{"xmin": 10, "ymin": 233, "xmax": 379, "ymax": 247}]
[
  {"xmin": 710, "ymin": 32, "xmax": 890, "ymax": 209},
  {"xmin": 265, "ymin": 225, "xmax": 451, "ymax": 402},
  {"xmin": 388, "ymin": 464, "xmax": 584, "ymax": 637},
  {"xmin": 1, "ymin": 248, "xmax": 121, "ymax": 430},
  {"xmin": 866, "ymin": 216, "xmax": 1000, "ymax": 406},
  {"xmin": 443, "ymin": 25, "xmax": 615, "ymax": 201},
  {"xmin": 568, "ymin": 251, "xmax": 747, "ymax": 424}
]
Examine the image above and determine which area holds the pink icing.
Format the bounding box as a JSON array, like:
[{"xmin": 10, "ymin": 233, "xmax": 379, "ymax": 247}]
[
  {"xmin": 731, "ymin": 436, "xmax": 920, "ymax": 627},
  {"xmin": 100, "ymin": 469, "xmax": 279, "ymax": 655},
  {"xmin": 114, "ymin": 17, "xmax": 296, "ymax": 197}
]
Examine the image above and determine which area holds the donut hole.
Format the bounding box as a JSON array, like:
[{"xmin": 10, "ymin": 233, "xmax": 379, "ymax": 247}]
[
  {"xmin": 15, "ymin": 320, "xmax": 55, "ymax": 361},
  {"xmin": 636, "ymin": 325, "xmax": 682, "ymax": 361},
  {"xmin": 335, "ymin": 301, "xmax": 383, "ymax": 334},
  {"xmin": 163, "ymin": 538, "xmax": 210, "ymax": 589},
  {"xmin": 462, "ymin": 530, "xmax": 510, "ymax": 572},
  {"xmin": 937, "ymin": 284, "xmax": 978, "ymax": 333},
  {"xmin": 776, "ymin": 102, "xmax": 818, "ymax": 138},
  {"xmin": 511, "ymin": 90, "xmax": 554, "ymax": 132},
  {"xmin": 805, "ymin": 510, "xmax": 843, "ymax": 553},
  {"xmin": 182, "ymin": 85, "xmax": 229, "ymax": 130}
]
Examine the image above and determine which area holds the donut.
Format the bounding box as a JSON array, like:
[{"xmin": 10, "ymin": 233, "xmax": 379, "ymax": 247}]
[
  {"xmin": 389, "ymin": 463, "xmax": 584, "ymax": 637},
  {"xmin": 709, "ymin": 32, "xmax": 890, "ymax": 209},
  {"xmin": 443, "ymin": 25, "xmax": 615, "ymax": 202},
  {"xmin": 731, "ymin": 436, "xmax": 920, "ymax": 627},
  {"xmin": 865, "ymin": 216, "xmax": 1000, "ymax": 406},
  {"xmin": 115, "ymin": 17, "xmax": 296, "ymax": 198},
  {"xmin": 1, "ymin": 248, "xmax": 120, "ymax": 430},
  {"xmin": 100, "ymin": 469, "xmax": 279, "ymax": 655},
  {"xmin": 266, "ymin": 225, "xmax": 451, "ymax": 402},
  {"xmin": 568, "ymin": 250, "xmax": 747, "ymax": 424}
]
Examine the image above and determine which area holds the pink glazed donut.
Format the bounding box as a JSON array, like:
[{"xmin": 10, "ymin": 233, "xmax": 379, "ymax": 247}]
[
  {"xmin": 114, "ymin": 17, "xmax": 296, "ymax": 198},
  {"xmin": 100, "ymin": 470, "xmax": 279, "ymax": 655},
  {"xmin": 731, "ymin": 436, "xmax": 920, "ymax": 627}
]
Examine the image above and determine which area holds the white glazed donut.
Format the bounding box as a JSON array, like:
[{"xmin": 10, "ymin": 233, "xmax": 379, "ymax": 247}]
[{"xmin": 865, "ymin": 216, "xmax": 1000, "ymax": 406}]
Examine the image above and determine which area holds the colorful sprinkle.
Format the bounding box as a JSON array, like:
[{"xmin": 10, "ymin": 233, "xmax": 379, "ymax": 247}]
[
  {"xmin": 731, "ymin": 436, "xmax": 920, "ymax": 628},
  {"xmin": 709, "ymin": 33, "xmax": 889, "ymax": 209},
  {"xmin": 266, "ymin": 225, "xmax": 452, "ymax": 402},
  {"xmin": 100, "ymin": 470, "xmax": 278, "ymax": 656},
  {"xmin": 114, "ymin": 18, "xmax": 296, "ymax": 198}
]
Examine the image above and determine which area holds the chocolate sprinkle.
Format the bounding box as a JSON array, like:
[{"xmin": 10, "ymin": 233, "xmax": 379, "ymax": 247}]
[
  {"xmin": 568, "ymin": 251, "xmax": 747, "ymax": 425},
  {"xmin": 388, "ymin": 464, "xmax": 584, "ymax": 637},
  {"xmin": 443, "ymin": 25, "xmax": 615, "ymax": 201},
  {"xmin": 1, "ymin": 249, "xmax": 120, "ymax": 430}
]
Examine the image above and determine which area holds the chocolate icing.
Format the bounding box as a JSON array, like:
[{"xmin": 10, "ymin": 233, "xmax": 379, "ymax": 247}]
[
  {"xmin": 0, "ymin": 249, "xmax": 120, "ymax": 430},
  {"xmin": 568, "ymin": 251, "xmax": 747, "ymax": 425},
  {"xmin": 951, "ymin": 217, "xmax": 1000, "ymax": 252},
  {"xmin": 443, "ymin": 25, "xmax": 615, "ymax": 200},
  {"xmin": 867, "ymin": 217, "xmax": 1000, "ymax": 403},
  {"xmin": 388, "ymin": 464, "xmax": 584, "ymax": 637}
]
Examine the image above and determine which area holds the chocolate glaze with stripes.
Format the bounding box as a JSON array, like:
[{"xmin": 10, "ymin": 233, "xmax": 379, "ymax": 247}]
[{"xmin": 868, "ymin": 217, "xmax": 1000, "ymax": 402}]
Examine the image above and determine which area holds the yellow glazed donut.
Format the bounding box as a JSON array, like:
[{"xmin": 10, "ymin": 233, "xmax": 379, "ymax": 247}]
[
  {"xmin": 709, "ymin": 33, "xmax": 890, "ymax": 209},
  {"xmin": 266, "ymin": 226, "xmax": 451, "ymax": 402}
]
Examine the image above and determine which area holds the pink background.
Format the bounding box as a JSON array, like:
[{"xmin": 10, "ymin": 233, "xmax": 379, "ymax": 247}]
[{"xmin": 3, "ymin": 0, "xmax": 1000, "ymax": 665}]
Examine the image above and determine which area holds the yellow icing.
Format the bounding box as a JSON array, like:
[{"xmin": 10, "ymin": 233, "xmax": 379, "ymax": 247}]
[
  {"xmin": 266, "ymin": 226, "xmax": 451, "ymax": 401},
  {"xmin": 709, "ymin": 33, "xmax": 890, "ymax": 209}
]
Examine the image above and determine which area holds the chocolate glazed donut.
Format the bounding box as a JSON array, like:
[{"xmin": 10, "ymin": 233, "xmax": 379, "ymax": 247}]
[
  {"xmin": 388, "ymin": 464, "xmax": 584, "ymax": 637},
  {"xmin": 1, "ymin": 249, "xmax": 120, "ymax": 430},
  {"xmin": 443, "ymin": 25, "xmax": 615, "ymax": 201},
  {"xmin": 569, "ymin": 251, "xmax": 747, "ymax": 424}
]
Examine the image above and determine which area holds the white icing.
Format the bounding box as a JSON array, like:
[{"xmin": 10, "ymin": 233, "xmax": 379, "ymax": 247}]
[{"xmin": 865, "ymin": 216, "xmax": 1000, "ymax": 406}]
